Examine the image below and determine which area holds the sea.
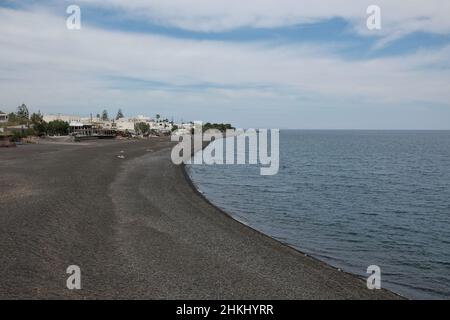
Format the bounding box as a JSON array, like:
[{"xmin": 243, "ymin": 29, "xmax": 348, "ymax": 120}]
[{"xmin": 187, "ymin": 130, "xmax": 450, "ymax": 299}]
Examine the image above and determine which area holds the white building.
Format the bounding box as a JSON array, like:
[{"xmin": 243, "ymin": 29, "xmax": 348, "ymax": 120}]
[
  {"xmin": 0, "ymin": 110, "xmax": 8, "ymax": 123},
  {"xmin": 172, "ymin": 122, "xmax": 194, "ymax": 135},
  {"xmin": 115, "ymin": 116, "xmax": 168, "ymax": 133},
  {"xmin": 115, "ymin": 117, "xmax": 151, "ymax": 133},
  {"xmin": 43, "ymin": 114, "xmax": 82, "ymax": 123},
  {"xmin": 115, "ymin": 118, "xmax": 137, "ymax": 132},
  {"xmin": 136, "ymin": 115, "xmax": 152, "ymax": 122},
  {"xmin": 41, "ymin": 113, "xmax": 182, "ymax": 135}
]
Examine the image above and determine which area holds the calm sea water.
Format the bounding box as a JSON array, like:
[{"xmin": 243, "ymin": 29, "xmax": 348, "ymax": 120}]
[{"xmin": 187, "ymin": 130, "xmax": 450, "ymax": 299}]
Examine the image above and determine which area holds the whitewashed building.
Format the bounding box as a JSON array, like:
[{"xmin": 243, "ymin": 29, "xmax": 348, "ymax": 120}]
[
  {"xmin": 171, "ymin": 122, "xmax": 193, "ymax": 135},
  {"xmin": 41, "ymin": 113, "xmax": 182, "ymax": 135},
  {"xmin": 0, "ymin": 110, "xmax": 8, "ymax": 123},
  {"xmin": 115, "ymin": 118, "xmax": 137, "ymax": 132},
  {"xmin": 43, "ymin": 114, "xmax": 82, "ymax": 123}
]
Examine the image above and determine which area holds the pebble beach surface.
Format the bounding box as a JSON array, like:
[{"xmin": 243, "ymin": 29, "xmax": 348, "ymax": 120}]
[{"xmin": 0, "ymin": 138, "xmax": 400, "ymax": 299}]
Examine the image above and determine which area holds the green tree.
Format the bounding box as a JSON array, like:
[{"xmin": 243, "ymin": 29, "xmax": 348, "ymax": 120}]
[
  {"xmin": 34, "ymin": 122, "xmax": 48, "ymax": 136},
  {"xmin": 47, "ymin": 120, "xmax": 69, "ymax": 136},
  {"xmin": 134, "ymin": 122, "xmax": 150, "ymax": 135},
  {"xmin": 203, "ymin": 122, "xmax": 234, "ymax": 133},
  {"xmin": 30, "ymin": 112, "xmax": 43, "ymax": 125},
  {"xmin": 101, "ymin": 110, "xmax": 109, "ymax": 121},
  {"xmin": 116, "ymin": 109, "xmax": 124, "ymax": 120},
  {"xmin": 156, "ymin": 114, "xmax": 161, "ymax": 122},
  {"xmin": 16, "ymin": 104, "xmax": 29, "ymax": 124},
  {"xmin": 7, "ymin": 112, "xmax": 18, "ymax": 124},
  {"xmin": 30, "ymin": 112, "xmax": 47, "ymax": 136}
]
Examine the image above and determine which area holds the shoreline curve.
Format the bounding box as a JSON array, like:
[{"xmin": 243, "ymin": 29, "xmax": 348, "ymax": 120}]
[
  {"xmin": 179, "ymin": 167, "xmax": 404, "ymax": 299},
  {"xmin": 0, "ymin": 138, "xmax": 403, "ymax": 299}
]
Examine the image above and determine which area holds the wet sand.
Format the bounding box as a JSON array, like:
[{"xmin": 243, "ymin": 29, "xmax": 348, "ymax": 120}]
[{"xmin": 0, "ymin": 138, "xmax": 400, "ymax": 299}]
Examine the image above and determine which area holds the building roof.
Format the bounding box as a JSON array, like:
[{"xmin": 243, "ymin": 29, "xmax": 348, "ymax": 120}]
[
  {"xmin": 69, "ymin": 121, "xmax": 84, "ymax": 127},
  {"xmin": 0, "ymin": 110, "xmax": 7, "ymax": 115}
]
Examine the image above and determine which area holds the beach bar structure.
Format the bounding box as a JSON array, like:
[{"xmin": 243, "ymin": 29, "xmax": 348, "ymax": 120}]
[{"xmin": 69, "ymin": 121, "xmax": 116, "ymax": 141}]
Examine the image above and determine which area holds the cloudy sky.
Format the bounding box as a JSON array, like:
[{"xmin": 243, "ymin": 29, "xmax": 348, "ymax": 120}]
[{"xmin": 1, "ymin": 0, "xmax": 450, "ymax": 129}]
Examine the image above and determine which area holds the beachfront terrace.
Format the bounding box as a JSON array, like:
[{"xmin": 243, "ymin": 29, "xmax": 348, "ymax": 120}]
[{"xmin": 69, "ymin": 121, "xmax": 116, "ymax": 140}]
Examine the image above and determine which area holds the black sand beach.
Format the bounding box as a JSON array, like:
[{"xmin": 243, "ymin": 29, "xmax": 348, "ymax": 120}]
[{"xmin": 0, "ymin": 138, "xmax": 400, "ymax": 299}]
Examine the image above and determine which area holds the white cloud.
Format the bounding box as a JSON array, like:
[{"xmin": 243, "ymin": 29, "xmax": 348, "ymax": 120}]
[
  {"xmin": 77, "ymin": 0, "xmax": 450, "ymax": 39},
  {"xmin": 0, "ymin": 7, "xmax": 450, "ymax": 128}
]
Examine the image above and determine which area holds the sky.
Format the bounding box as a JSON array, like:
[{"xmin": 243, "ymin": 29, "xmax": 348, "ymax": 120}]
[{"xmin": 0, "ymin": 0, "xmax": 450, "ymax": 129}]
